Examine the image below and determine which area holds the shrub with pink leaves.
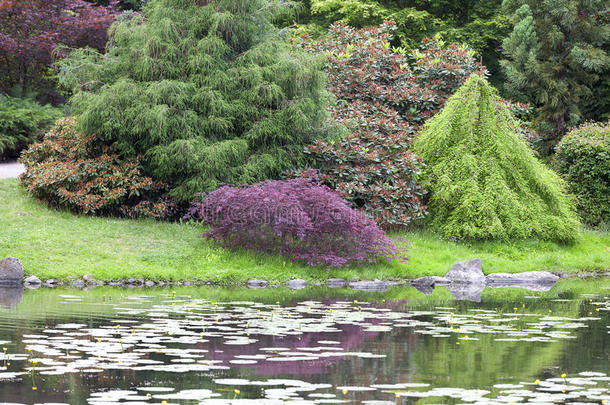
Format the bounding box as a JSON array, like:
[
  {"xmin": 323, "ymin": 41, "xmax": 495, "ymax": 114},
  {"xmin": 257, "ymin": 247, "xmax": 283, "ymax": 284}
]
[{"xmin": 185, "ymin": 177, "xmax": 407, "ymax": 268}]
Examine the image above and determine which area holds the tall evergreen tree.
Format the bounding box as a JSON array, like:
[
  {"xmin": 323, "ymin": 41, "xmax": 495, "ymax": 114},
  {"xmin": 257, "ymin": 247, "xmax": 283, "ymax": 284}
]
[
  {"xmin": 500, "ymin": 0, "xmax": 609, "ymax": 147},
  {"xmin": 59, "ymin": 0, "xmax": 331, "ymax": 202},
  {"xmin": 413, "ymin": 75, "xmax": 580, "ymax": 242}
]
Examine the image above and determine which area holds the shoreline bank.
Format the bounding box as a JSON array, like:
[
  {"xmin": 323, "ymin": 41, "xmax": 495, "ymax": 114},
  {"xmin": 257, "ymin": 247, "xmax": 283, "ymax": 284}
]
[{"xmin": 2, "ymin": 178, "xmax": 609, "ymax": 285}]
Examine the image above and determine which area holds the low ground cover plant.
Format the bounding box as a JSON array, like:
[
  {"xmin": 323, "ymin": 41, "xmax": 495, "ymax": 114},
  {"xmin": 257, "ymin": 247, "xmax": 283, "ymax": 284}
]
[
  {"xmin": 555, "ymin": 122, "xmax": 610, "ymax": 227},
  {"xmin": 413, "ymin": 75, "xmax": 580, "ymax": 242},
  {"xmin": 185, "ymin": 177, "xmax": 407, "ymax": 268},
  {"xmin": 301, "ymin": 22, "xmax": 485, "ymax": 227},
  {"xmin": 0, "ymin": 95, "xmax": 62, "ymax": 159},
  {"xmin": 20, "ymin": 117, "xmax": 173, "ymax": 218}
]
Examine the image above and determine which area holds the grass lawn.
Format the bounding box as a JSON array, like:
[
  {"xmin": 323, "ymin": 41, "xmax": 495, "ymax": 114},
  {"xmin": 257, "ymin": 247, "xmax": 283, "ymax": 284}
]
[{"xmin": 1, "ymin": 178, "xmax": 608, "ymax": 283}]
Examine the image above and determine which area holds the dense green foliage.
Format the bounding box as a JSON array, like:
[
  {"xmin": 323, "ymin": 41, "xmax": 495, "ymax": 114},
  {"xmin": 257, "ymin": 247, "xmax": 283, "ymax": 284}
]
[
  {"xmin": 500, "ymin": 0, "xmax": 610, "ymax": 147},
  {"xmin": 58, "ymin": 0, "xmax": 331, "ymax": 203},
  {"xmin": 290, "ymin": 0, "xmax": 510, "ymax": 81},
  {"xmin": 413, "ymin": 75, "xmax": 580, "ymax": 242},
  {"xmin": 20, "ymin": 117, "xmax": 174, "ymax": 218},
  {"xmin": 555, "ymin": 122, "xmax": 610, "ymax": 227},
  {"xmin": 301, "ymin": 23, "xmax": 484, "ymax": 227},
  {"xmin": 0, "ymin": 95, "xmax": 62, "ymax": 159}
]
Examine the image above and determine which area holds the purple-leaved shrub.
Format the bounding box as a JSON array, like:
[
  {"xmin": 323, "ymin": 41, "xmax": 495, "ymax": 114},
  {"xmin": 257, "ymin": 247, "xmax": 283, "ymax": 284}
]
[{"xmin": 185, "ymin": 177, "xmax": 407, "ymax": 268}]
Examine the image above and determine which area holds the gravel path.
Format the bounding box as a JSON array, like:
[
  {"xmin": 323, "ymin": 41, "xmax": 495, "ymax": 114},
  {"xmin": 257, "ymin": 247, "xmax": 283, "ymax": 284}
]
[{"xmin": 0, "ymin": 161, "xmax": 25, "ymax": 179}]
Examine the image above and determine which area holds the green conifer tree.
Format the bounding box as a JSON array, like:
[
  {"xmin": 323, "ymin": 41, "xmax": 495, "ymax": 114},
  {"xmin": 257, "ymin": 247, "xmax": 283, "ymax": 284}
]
[
  {"xmin": 412, "ymin": 75, "xmax": 580, "ymax": 242},
  {"xmin": 59, "ymin": 0, "xmax": 331, "ymax": 202},
  {"xmin": 500, "ymin": 0, "xmax": 609, "ymax": 147}
]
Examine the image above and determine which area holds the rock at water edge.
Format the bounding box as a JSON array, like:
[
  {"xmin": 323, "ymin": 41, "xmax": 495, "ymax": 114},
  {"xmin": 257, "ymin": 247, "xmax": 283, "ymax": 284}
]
[
  {"xmin": 445, "ymin": 258, "xmax": 485, "ymax": 284},
  {"xmin": 0, "ymin": 257, "xmax": 24, "ymax": 286}
]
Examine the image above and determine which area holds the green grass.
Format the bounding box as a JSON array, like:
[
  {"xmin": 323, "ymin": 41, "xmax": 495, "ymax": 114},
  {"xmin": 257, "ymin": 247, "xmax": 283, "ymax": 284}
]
[{"xmin": 1, "ymin": 178, "xmax": 608, "ymax": 283}]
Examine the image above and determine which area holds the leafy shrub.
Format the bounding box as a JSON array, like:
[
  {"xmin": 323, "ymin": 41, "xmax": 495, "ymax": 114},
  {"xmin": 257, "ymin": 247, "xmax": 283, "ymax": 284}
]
[
  {"xmin": 0, "ymin": 95, "xmax": 62, "ymax": 159},
  {"xmin": 301, "ymin": 22, "xmax": 485, "ymax": 227},
  {"xmin": 185, "ymin": 176, "xmax": 407, "ymax": 268},
  {"xmin": 57, "ymin": 0, "xmax": 331, "ymax": 204},
  {"xmin": 413, "ymin": 75, "xmax": 580, "ymax": 242},
  {"xmin": 20, "ymin": 117, "xmax": 174, "ymax": 219},
  {"xmin": 555, "ymin": 122, "xmax": 610, "ymax": 227}
]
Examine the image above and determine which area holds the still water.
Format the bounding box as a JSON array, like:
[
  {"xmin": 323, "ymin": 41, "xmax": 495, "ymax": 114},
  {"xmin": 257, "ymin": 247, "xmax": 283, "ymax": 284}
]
[{"xmin": 0, "ymin": 279, "xmax": 608, "ymax": 404}]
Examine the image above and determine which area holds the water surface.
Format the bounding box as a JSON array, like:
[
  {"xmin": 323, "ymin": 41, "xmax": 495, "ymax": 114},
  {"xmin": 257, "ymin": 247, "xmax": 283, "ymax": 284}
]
[{"xmin": 0, "ymin": 279, "xmax": 608, "ymax": 404}]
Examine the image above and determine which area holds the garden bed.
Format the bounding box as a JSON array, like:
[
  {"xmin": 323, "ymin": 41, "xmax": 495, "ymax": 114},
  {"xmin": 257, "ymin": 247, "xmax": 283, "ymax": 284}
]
[{"xmin": 1, "ymin": 179, "xmax": 608, "ymax": 284}]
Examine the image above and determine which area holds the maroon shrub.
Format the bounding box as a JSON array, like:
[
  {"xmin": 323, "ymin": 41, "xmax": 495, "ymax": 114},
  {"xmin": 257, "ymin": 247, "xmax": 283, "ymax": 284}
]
[
  {"xmin": 0, "ymin": 0, "xmax": 118, "ymax": 101},
  {"xmin": 185, "ymin": 177, "xmax": 407, "ymax": 268}
]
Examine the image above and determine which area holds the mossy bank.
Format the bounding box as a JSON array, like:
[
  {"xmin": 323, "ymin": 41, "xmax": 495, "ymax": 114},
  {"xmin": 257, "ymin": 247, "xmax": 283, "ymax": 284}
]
[{"xmin": 1, "ymin": 179, "xmax": 608, "ymax": 284}]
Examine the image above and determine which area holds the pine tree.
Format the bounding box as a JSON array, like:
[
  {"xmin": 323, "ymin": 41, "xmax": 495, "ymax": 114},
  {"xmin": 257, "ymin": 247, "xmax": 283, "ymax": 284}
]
[
  {"xmin": 500, "ymin": 0, "xmax": 609, "ymax": 147},
  {"xmin": 58, "ymin": 0, "xmax": 331, "ymax": 202},
  {"xmin": 412, "ymin": 75, "xmax": 580, "ymax": 242}
]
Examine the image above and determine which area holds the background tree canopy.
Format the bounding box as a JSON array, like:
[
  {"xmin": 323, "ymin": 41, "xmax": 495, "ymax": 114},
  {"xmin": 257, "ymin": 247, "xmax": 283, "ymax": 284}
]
[
  {"xmin": 59, "ymin": 0, "xmax": 332, "ymax": 203},
  {"xmin": 500, "ymin": 0, "xmax": 609, "ymax": 146},
  {"xmin": 288, "ymin": 0, "xmax": 510, "ymax": 84}
]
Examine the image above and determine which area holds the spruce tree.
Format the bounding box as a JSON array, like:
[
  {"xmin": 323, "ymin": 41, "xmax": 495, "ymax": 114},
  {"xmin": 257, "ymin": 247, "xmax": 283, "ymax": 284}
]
[
  {"xmin": 412, "ymin": 75, "xmax": 580, "ymax": 242},
  {"xmin": 59, "ymin": 0, "xmax": 331, "ymax": 202},
  {"xmin": 500, "ymin": 0, "xmax": 609, "ymax": 147}
]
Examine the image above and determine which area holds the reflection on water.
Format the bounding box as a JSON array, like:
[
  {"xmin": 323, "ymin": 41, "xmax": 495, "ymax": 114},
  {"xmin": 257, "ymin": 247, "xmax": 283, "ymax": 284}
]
[
  {"xmin": 0, "ymin": 287, "xmax": 22, "ymax": 309},
  {"xmin": 0, "ymin": 279, "xmax": 608, "ymax": 404}
]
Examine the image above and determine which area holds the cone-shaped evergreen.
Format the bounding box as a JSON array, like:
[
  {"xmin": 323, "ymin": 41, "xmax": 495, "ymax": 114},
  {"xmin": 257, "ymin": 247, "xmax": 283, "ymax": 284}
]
[
  {"xmin": 412, "ymin": 75, "xmax": 579, "ymax": 242},
  {"xmin": 60, "ymin": 0, "xmax": 330, "ymax": 202}
]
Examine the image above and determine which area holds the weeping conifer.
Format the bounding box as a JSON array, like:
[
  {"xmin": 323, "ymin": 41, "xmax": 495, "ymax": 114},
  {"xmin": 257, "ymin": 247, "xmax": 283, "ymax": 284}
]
[
  {"xmin": 59, "ymin": 0, "xmax": 331, "ymax": 202},
  {"xmin": 412, "ymin": 75, "xmax": 580, "ymax": 242}
]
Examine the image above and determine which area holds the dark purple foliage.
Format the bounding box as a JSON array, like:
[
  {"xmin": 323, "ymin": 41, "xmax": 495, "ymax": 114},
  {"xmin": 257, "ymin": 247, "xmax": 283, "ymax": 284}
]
[{"xmin": 185, "ymin": 177, "xmax": 408, "ymax": 268}]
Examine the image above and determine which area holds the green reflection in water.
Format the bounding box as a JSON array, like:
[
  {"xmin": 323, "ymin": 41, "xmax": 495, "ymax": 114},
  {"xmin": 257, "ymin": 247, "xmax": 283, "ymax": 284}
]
[{"xmin": 0, "ymin": 278, "xmax": 607, "ymax": 404}]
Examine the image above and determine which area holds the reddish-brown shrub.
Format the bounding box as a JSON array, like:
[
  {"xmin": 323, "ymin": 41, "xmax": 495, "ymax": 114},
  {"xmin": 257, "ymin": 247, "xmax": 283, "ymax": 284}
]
[
  {"xmin": 301, "ymin": 22, "xmax": 486, "ymax": 227},
  {"xmin": 20, "ymin": 117, "xmax": 174, "ymax": 219}
]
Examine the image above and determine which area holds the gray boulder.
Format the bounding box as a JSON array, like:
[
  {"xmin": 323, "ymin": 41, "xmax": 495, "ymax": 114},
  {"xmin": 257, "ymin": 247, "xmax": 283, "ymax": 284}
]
[
  {"xmin": 24, "ymin": 275, "xmax": 42, "ymax": 286},
  {"xmin": 286, "ymin": 279, "xmax": 307, "ymax": 290},
  {"xmin": 430, "ymin": 276, "xmax": 451, "ymax": 285},
  {"xmin": 0, "ymin": 257, "xmax": 24, "ymax": 286},
  {"xmin": 410, "ymin": 277, "xmax": 436, "ymax": 295},
  {"xmin": 410, "ymin": 276, "xmax": 435, "ymax": 287},
  {"xmin": 326, "ymin": 278, "xmax": 347, "ymax": 288},
  {"xmin": 145, "ymin": 280, "xmax": 155, "ymax": 287},
  {"xmin": 445, "ymin": 258, "xmax": 485, "ymax": 284},
  {"xmin": 348, "ymin": 280, "xmax": 388, "ymax": 292},
  {"xmin": 44, "ymin": 279, "xmax": 58, "ymax": 287},
  {"xmin": 486, "ymin": 271, "xmax": 559, "ymax": 287},
  {"xmin": 246, "ymin": 279, "xmax": 267, "ymax": 289}
]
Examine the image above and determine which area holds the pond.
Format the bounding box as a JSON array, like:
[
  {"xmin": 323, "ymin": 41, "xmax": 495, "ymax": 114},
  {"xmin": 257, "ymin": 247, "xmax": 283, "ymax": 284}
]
[{"xmin": 0, "ymin": 278, "xmax": 608, "ymax": 404}]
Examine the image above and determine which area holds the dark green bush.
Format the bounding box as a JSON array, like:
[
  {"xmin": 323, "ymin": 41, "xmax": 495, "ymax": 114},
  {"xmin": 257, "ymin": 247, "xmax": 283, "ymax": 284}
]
[
  {"xmin": 413, "ymin": 75, "xmax": 580, "ymax": 242},
  {"xmin": 555, "ymin": 122, "xmax": 610, "ymax": 227},
  {"xmin": 57, "ymin": 0, "xmax": 332, "ymax": 204},
  {"xmin": 0, "ymin": 95, "xmax": 62, "ymax": 159}
]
